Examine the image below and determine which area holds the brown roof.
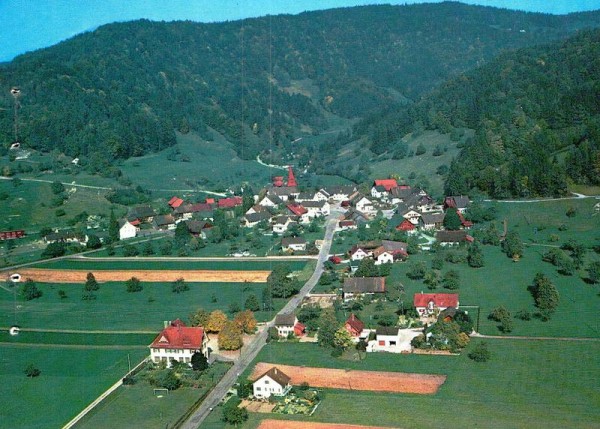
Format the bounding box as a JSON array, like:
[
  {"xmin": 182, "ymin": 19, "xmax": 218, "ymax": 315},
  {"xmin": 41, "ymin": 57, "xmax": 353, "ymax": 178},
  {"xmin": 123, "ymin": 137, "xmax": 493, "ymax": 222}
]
[
  {"xmin": 345, "ymin": 313, "xmax": 365, "ymax": 333},
  {"xmin": 436, "ymin": 230, "xmax": 471, "ymax": 243},
  {"xmin": 343, "ymin": 277, "xmax": 386, "ymax": 294},
  {"xmin": 254, "ymin": 366, "xmax": 291, "ymax": 387},
  {"xmin": 275, "ymin": 313, "xmax": 297, "ymax": 326}
]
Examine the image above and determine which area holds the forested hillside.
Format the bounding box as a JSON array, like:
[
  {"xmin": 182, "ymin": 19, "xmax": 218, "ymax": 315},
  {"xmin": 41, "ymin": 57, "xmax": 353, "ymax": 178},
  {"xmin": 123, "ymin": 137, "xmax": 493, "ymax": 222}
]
[
  {"xmin": 1, "ymin": 3, "xmax": 599, "ymax": 175},
  {"xmin": 396, "ymin": 29, "xmax": 600, "ymax": 198}
]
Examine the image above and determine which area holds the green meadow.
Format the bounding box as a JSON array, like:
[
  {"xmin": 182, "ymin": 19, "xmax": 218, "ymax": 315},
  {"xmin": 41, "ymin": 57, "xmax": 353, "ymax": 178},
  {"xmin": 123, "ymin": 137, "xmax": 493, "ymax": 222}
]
[
  {"xmin": 0, "ymin": 345, "xmax": 147, "ymax": 429},
  {"xmin": 202, "ymin": 340, "xmax": 600, "ymax": 429},
  {"xmin": 0, "ymin": 281, "xmax": 286, "ymax": 331}
]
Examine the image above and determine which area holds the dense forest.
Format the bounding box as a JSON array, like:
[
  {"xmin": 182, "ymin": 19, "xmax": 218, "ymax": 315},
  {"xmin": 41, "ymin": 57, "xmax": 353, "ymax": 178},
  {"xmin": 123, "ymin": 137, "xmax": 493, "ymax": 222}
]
[
  {"xmin": 1, "ymin": 3, "xmax": 600, "ymax": 177},
  {"xmin": 357, "ymin": 29, "xmax": 600, "ymax": 198}
]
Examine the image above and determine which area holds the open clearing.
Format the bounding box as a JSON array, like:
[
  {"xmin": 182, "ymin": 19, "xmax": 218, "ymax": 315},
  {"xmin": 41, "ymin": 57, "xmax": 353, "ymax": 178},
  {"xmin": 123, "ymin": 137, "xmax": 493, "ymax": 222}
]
[
  {"xmin": 250, "ymin": 363, "xmax": 446, "ymax": 394},
  {"xmin": 11, "ymin": 268, "xmax": 270, "ymax": 283},
  {"xmin": 257, "ymin": 420, "xmax": 398, "ymax": 429}
]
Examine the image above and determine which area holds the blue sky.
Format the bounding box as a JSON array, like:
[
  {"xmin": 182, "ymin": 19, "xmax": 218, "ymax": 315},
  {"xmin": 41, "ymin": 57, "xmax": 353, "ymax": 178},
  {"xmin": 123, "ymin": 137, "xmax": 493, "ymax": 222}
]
[{"xmin": 1, "ymin": 1, "xmax": 599, "ymax": 62}]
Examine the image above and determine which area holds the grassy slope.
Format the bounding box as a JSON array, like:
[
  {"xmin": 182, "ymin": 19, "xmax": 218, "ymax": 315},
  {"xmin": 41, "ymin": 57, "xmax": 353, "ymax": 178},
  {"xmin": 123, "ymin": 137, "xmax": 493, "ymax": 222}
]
[
  {"xmin": 207, "ymin": 341, "xmax": 600, "ymax": 429},
  {"xmin": 0, "ymin": 345, "xmax": 147, "ymax": 429}
]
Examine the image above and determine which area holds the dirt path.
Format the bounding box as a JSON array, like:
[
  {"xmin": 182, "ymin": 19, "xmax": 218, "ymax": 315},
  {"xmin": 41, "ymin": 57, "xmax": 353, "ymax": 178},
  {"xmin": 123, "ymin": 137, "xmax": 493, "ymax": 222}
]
[
  {"xmin": 257, "ymin": 420, "xmax": 399, "ymax": 429},
  {"xmin": 250, "ymin": 363, "xmax": 446, "ymax": 394},
  {"xmin": 11, "ymin": 268, "xmax": 270, "ymax": 283}
]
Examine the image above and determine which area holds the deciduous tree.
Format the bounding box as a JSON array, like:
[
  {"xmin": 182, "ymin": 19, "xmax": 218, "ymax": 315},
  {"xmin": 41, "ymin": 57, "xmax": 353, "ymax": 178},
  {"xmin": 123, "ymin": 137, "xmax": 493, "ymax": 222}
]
[
  {"xmin": 21, "ymin": 279, "xmax": 42, "ymax": 300},
  {"xmin": 125, "ymin": 276, "xmax": 142, "ymax": 292},
  {"xmin": 206, "ymin": 310, "xmax": 228, "ymax": 333},
  {"xmin": 218, "ymin": 321, "xmax": 243, "ymax": 350},
  {"xmin": 171, "ymin": 277, "xmax": 189, "ymax": 293},
  {"xmin": 84, "ymin": 272, "xmax": 99, "ymax": 291},
  {"xmin": 233, "ymin": 310, "xmax": 257, "ymax": 334},
  {"xmin": 333, "ymin": 327, "xmax": 354, "ymax": 350},
  {"xmin": 317, "ymin": 307, "xmax": 339, "ymax": 348}
]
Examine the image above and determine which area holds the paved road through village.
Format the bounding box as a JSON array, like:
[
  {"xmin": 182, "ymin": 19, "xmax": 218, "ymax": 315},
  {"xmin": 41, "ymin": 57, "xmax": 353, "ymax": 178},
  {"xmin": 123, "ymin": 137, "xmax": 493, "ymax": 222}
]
[{"xmin": 181, "ymin": 210, "xmax": 341, "ymax": 429}]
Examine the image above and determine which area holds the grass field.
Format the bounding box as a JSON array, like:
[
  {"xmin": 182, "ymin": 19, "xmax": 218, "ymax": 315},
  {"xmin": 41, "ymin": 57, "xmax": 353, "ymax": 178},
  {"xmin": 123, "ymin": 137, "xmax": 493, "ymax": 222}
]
[
  {"xmin": 74, "ymin": 362, "xmax": 231, "ymax": 429},
  {"xmin": 214, "ymin": 340, "xmax": 600, "ymax": 429},
  {"xmin": 0, "ymin": 344, "xmax": 147, "ymax": 429},
  {"xmin": 2, "ymin": 331, "xmax": 154, "ymax": 345},
  {"xmin": 0, "ymin": 281, "xmax": 286, "ymax": 331}
]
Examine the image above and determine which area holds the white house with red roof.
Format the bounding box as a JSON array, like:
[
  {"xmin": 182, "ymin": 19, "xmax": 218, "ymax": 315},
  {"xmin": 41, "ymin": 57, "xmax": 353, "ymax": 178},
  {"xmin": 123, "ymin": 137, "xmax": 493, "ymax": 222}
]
[
  {"xmin": 414, "ymin": 293, "xmax": 459, "ymax": 317},
  {"xmin": 252, "ymin": 367, "xmax": 292, "ymax": 399},
  {"xmin": 149, "ymin": 319, "xmax": 209, "ymax": 367},
  {"xmin": 118, "ymin": 219, "xmax": 138, "ymax": 240}
]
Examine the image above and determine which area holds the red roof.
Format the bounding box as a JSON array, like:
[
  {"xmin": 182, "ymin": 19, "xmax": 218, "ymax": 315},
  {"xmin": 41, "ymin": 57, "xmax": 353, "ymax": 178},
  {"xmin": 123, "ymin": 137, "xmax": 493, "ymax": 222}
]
[
  {"xmin": 458, "ymin": 212, "xmax": 473, "ymax": 228},
  {"xmin": 329, "ymin": 255, "xmax": 342, "ymax": 264},
  {"xmin": 273, "ymin": 176, "xmax": 284, "ymax": 187},
  {"xmin": 150, "ymin": 322, "xmax": 205, "ymax": 350},
  {"xmin": 168, "ymin": 196, "xmax": 184, "ymax": 208},
  {"xmin": 287, "ymin": 166, "xmax": 297, "ymax": 187},
  {"xmin": 129, "ymin": 219, "xmax": 141, "ymax": 226},
  {"xmin": 374, "ymin": 179, "xmax": 398, "ymax": 192},
  {"xmin": 205, "ymin": 198, "xmax": 215, "ymax": 204},
  {"xmin": 294, "ymin": 322, "xmax": 306, "ymax": 336},
  {"xmin": 218, "ymin": 196, "xmax": 243, "ymax": 208},
  {"xmin": 413, "ymin": 293, "xmax": 459, "ymax": 308},
  {"xmin": 345, "ymin": 313, "xmax": 365, "ymax": 335},
  {"xmin": 287, "ymin": 203, "xmax": 308, "ymax": 216},
  {"xmin": 396, "ymin": 219, "xmax": 415, "ymax": 231}
]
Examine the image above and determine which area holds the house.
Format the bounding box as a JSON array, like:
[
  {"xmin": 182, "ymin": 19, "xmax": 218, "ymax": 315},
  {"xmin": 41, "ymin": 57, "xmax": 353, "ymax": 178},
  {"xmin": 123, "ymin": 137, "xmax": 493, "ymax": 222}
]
[
  {"xmin": 273, "ymin": 216, "xmax": 296, "ymax": 234},
  {"xmin": 129, "ymin": 205, "xmax": 156, "ymax": 223},
  {"xmin": 371, "ymin": 185, "xmax": 389, "ymax": 200},
  {"xmin": 185, "ymin": 220, "xmax": 211, "ymax": 238},
  {"xmin": 149, "ymin": 319, "xmax": 209, "ymax": 367},
  {"xmin": 342, "ymin": 277, "xmax": 386, "ymax": 300},
  {"xmin": 395, "ymin": 219, "xmax": 416, "ymax": 233},
  {"xmin": 381, "ymin": 240, "xmax": 408, "ymax": 255},
  {"xmin": 245, "ymin": 204, "xmax": 269, "ymax": 216},
  {"xmin": 274, "ymin": 313, "xmax": 304, "ymax": 337},
  {"xmin": 153, "ymin": 214, "xmax": 177, "ymax": 230},
  {"xmin": 414, "ymin": 293, "xmax": 459, "ymax": 316},
  {"xmin": 287, "ymin": 203, "xmax": 308, "ymax": 218},
  {"xmin": 371, "ymin": 179, "xmax": 398, "ymax": 199},
  {"xmin": 302, "ymin": 200, "xmax": 330, "ymax": 218},
  {"xmin": 389, "ymin": 186, "xmax": 413, "ymax": 204},
  {"xmin": 343, "ymin": 208, "xmax": 370, "ymax": 225},
  {"xmin": 444, "ymin": 196, "xmax": 470, "ymax": 213},
  {"xmin": 349, "ymin": 246, "xmax": 371, "ymax": 261},
  {"xmin": 118, "ymin": 219, "xmax": 138, "ymax": 240},
  {"xmin": 320, "ymin": 185, "xmax": 358, "ymax": 202},
  {"xmin": 252, "ymin": 367, "xmax": 292, "ymax": 399},
  {"xmin": 420, "ymin": 212, "xmax": 445, "ymax": 231},
  {"xmin": 338, "ymin": 220, "xmax": 357, "ymax": 231},
  {"xmin": 259, "ymin": 194, "xmax": 284, "ymax": 207},
  {"xmin": 168, "ymin": 196, "xmax": 184, "ymax": 209},
  {"xmin": 368, "ymin": 326, "xmax": 420, "ymax": 353},
  {"xmin": 173, "ymin": 203, "xmax": 213, "ymax": 220},
  {"xmin": 436, "ymin": 230, "xmax": 474, "ymax": 246},
  {"xmin": 218, "ymin": 196, "xmax": 243, "ymax": 209},
  {"xmin": 354, "ymin": 195, "xmax": 376, "ymax": 216},
  {"xmin": 374, "ymin": 326, "xmax": 400, "ymax": 348},
  {"xmin": 373, "ymin": 246, "xmax": 394, "ymax": 265},
  {"xmin": 281, "ymin": 236, "xmax": 307, "ymax": 252},
  {"xmin": 270, "ymin": 186, "xmax": 299, "ymax": 202},
  {"xmin": 44, "ymin": 230, "xmax": 88, "ymax": 245},
  {"xmin": 401, "ymin": 208, "xmax": 422, "ymax": 225},
  {"xmin": 243, "ymin": 211, "xmax": 271, "ymax": 228},
  {"xmin": 345, "ymin": 313, "xmax": 365, "ymax": 337},
  {"xmin": 295, "ymin": 191, "xmax": 317, "ymax": 202}
]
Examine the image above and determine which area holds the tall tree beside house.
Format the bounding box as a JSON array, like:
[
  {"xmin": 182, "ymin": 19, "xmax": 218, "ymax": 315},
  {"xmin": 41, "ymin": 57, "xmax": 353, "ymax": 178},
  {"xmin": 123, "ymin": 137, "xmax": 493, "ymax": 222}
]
[
  {"xmin": 218, "ymin": 321, "xmax": 243, "ymax": 351},
  {"xmin": 189, "ymin": 308, "xmax": 210, "ymax": 327},
  {"xmin": 84, "ymin": 272, "xmax": 99, "ymax": 291},
  {"xmin": 530, "ymin": 273, "xmax": 560, "ymax": 321},
  {"xmin": 233, "ymin": 310, "xmax": 257, "ymax": 334},
  {"xmin": 333, "ymin": 327, "xmax": 354, "ymax": 351},
  {"xmin": 443, "ymin": 209, "xmax": 462, "ymax": 231},
  {"xmin": 206, "ymin": 310, "xmax": 228, "ymax": 333},
  {"xmin": 191, "ymin": 351, "xmax": 209, "ymax": 372},
  {"xmin": 467, "ymin": 241, "xmax": 484, "ymax": 268},
  {"xmin": 354, "ymin": 258, "xmax": 379, "ymax": 277},
  {"xmin": 222, "ymin": 401, "xmax": 248, "ymax": 426},
  {"xmin": 174, "ymin": 221, "xmax": 191, "ymax": 245},
  {"xmin": 317, "ymin": 307, "xmax": 339, "ymax": 348},
  {"xmin": 108, "ymin": 209, "xmax": 119, "ymax": 242}
]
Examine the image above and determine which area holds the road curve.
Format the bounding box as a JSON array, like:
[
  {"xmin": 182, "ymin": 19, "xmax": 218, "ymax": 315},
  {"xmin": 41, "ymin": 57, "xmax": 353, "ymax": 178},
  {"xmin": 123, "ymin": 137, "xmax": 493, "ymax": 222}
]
[{"xmin": 180, "ymin": 211, "xmax": 340, "ymax": 429}]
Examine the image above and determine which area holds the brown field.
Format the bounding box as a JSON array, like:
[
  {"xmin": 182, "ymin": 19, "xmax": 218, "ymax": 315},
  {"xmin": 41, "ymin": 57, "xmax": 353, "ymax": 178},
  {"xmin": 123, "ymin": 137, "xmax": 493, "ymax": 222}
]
[
  {"xmin": 250, "ymin": 363, "xmax": 446, "ymax": 394},
  {"xmin": 257, "ymin": 420, "xmax": 399, "ymax": 429},
  {"xmin": 239, "ymin": 400, "xmax": 276, "ymax": 413},
  {"xmin": 10, "ymin": 268, "xmax": 270, "ymax": 283}
]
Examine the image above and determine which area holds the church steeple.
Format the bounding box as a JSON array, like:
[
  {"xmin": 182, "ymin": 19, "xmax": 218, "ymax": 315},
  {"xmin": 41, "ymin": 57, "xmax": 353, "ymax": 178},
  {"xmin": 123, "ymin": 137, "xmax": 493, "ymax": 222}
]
[{"xmin": 287, "ymin": 166, "xmax": 297, "ymax": 187}]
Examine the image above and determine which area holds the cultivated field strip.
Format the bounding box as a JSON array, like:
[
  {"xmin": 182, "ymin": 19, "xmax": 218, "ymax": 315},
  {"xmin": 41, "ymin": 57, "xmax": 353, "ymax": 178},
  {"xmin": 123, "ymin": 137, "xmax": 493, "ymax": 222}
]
[{"xmin": 11, "ymin": 268, "xmax": 270, "ymax": 283}]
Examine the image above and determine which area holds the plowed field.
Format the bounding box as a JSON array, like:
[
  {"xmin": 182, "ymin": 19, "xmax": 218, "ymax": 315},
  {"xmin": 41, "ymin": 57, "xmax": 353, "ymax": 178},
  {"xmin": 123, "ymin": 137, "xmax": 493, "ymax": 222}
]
[
  {"xmin": 10, "ymin": 268, "xmax": 270, "ymax": 283},
  {"xmin": 257, "ymin": 420, "xmax": 399, "ymax": 429},
  {"xmin": 250, "ymin": 363, "xmax": 446, "ymax": 394}
]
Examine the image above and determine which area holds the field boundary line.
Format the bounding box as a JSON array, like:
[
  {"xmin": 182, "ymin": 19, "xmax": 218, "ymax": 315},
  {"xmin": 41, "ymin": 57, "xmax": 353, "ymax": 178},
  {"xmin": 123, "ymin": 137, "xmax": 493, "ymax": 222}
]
[
  {"xmin": 61, "ymin": 357, "xmax": 149, "ymax": 429},
  {"xmin": 0, "ymin": 343, "xmax": 148, "ymax": 349},
  {"xmin": 0, "ymin": 327, "xmax": 155, "ymax": 334},
  {"xmin": 472, "ymin": 333, "xmax": 600, "ymax": 342}
]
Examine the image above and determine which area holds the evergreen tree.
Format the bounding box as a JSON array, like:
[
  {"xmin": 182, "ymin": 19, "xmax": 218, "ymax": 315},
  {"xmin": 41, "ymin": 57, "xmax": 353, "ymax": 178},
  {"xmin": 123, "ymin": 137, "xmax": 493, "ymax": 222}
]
[
  {"xmin": 443, "ymin": 209, "xmax": 462, "ymax": 231},
  {"xmin": 244, "ymin": 294, "xmax": 260, "ymax": 311},
  {"xmin": 84, "ymin": 272, "xmax": 99, "ymax": 291},
  {"xmin": 108, "ymin": 209, "xmax": 119, "ymax": 242}
]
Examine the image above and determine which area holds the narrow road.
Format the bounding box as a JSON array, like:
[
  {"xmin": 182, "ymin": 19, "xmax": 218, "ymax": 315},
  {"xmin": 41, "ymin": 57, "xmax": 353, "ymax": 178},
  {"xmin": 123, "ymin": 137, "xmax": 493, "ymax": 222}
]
[
  {"xmin": 181, "ymin": 211, "xmax": 340, "ymax": 429},
  {"xmin": 471, "ymin": 333, "xmax": 600, "ymax": 342},
  {"xmin": 71, "ymin": 255, "xmax": 316, "ymax": 262},
  {"xmin": 483, "ymin": 192, "xmax": 600, "ymax": 203}
]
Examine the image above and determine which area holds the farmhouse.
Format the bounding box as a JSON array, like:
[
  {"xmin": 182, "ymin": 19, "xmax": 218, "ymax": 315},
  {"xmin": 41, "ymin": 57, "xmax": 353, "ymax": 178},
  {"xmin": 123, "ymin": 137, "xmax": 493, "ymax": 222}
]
[
  {"xmin": 44, "ymin": 230, "xmax": 88, "ymax": 245},
  {"xmin": 345, "ymin": 313, "xmax": 365, "ymax": 337},
  {"xmin": 128, "ymin": 205, "xmax": 156, "ymax": 223},
  {"xmin": 343, "ymin": 277, "xmax": 386, "ymax": 300},
  {"xmin": 243, "ymin": 211, "xmax": 271, "ymax": 228},
  {"xmin": 118, "ymin": 219, "xmax": 138, "ymax": 240},
  {"xmin": 173, "ymin": 203, "xmax": 213, "ymax": 220},
  {"xmin": 414, "ymin": 293, "xmax": 459, "ymax": 317},
  {"xmin": 274, "ymin": 313, "xmax": 305, "ymax": 338},
  {"xmin": 168, "ymin": 196, "xmax": 184, "ymax": 209},
  {"xmin": 153, "ymin": 214, "xmax": 176, "ymax": 230},
  {"xmin": 436, "ymin": 230, "xmax": 474, "ymax": 246},
  {"xmin": 273, "ymin": 215, "xmax": 296, "ymax": 233},
  {"xmin": 185, "ymin": 220, "xmax": 211, "ymax": 238},
  {"xmin": 252, "ymin": 367, "xmax": 292, "ymax": 399},
  {"xmin": 420, "ymin": 212, "xmax": 445, "ymax": 230},
  {"xmin": 281, "ymin": 236, "xmax": 307, "ymax": 252},
  {"xmin": 149, "ymin": 319, "xmax": 209, "ymax": 367},
  {"xmin": 444, "ymin": 195, "xmax": 470, "ymax": 213}
]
